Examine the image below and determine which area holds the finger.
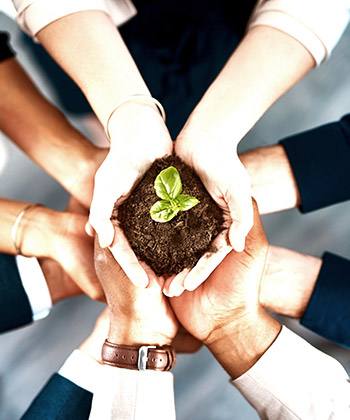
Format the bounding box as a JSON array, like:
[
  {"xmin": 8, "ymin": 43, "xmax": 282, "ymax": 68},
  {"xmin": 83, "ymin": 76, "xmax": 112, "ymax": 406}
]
[
  {"xmin": 226, "ymin": 184, "xmax": 254, "ymax": 252},
  {"xmin": 139, "ymin": 261, "xmax": 162, "ymax": 291},
  {"xmin": 66, "ymin": 196, "xmax": 88, "ymax": 215},
  {"xmin": 163, "ymin": 270, "xmax": 188, "ymax": 297},
  {"xmin": 74, "ymin": 274, "xmax": 105, "ymax": 302},
  {"xmin": 89, "ymin": 185, "xmax": 116, "ymax": 248},
  {"xmin": 184, "ymin": 232, "xmax": 232, "ymax": 291},
  {"xmin": 88, "ymin": 161, "xmax": 125, "ymax": 247},
  {"xmin": 109, "ymin": 226, "xmax": 149, "ymax": 288},
  {"xmin": 85, "ymin": 221, "xmax": 95, "ymax": 237}
]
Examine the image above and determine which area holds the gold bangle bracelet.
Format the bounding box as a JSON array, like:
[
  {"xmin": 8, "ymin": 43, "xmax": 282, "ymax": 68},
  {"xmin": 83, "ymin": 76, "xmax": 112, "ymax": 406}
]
[
  {"xmin": 105, "ymin": 94, "xmax": 166, "ymax": 142},
  {"xmin": 11, "ymin": 203, "xmax": 42, "ymax": 255}
]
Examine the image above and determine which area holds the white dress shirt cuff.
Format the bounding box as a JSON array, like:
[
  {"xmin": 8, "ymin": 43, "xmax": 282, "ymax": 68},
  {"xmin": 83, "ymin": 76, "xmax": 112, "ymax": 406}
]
[
  {"xmin": 58, "ymin": 349, "xmax": 101, "ymax": 394},
  {"xmin": 232, "ymin": 326, "xmax": 350, "ymax": 419},
  {"xmin": 249, "ymin": 0, "xmax": 350, "ymax": 65},
  {"xmin": 16, "ymin": 255, "xmax": 52, "ymax": 321},
  {"xmin": 89, "ymin": 365, "xmax": 176, "ymax": 420},
  {"xmin": 14, "ymin": 0, "xmax": 137, "ymax": 37}
]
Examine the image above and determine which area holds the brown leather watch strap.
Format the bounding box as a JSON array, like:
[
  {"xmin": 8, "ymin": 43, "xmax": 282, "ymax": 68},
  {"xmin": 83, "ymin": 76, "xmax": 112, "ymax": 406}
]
[{"xmin": 102, "ymin": 340, "xmax": 176, "ymax": 371}]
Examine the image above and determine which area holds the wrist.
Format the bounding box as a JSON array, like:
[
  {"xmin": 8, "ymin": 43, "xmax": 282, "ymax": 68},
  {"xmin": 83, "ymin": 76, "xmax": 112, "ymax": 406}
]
[
  {"xmin": 240, "ymin": 145, "xmax": 300, "ymax": 214},
  {"xmin": 20, "ymin": 207, "xmax": 58, "ymax": 258},
  {"xmin": 109, "ymin": 318, "xmax": 174, "ymax": 347},
  {"xmin": 207, "ymin": 308, "xmax": 281, "ymax": 379},
  {"xmin": 107, "ymin": 101, "xmax": 164, "ymax": 143},
  {"xmin": 261, "ymin": 246, "xmax": 321, "ymax": 318}
]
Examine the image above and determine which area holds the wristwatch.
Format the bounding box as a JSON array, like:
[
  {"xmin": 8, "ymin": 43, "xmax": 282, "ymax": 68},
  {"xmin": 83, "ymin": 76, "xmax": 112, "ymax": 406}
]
[{"xmin": 102, "ymin": 340, "xmax": 176, "ymax": 371}]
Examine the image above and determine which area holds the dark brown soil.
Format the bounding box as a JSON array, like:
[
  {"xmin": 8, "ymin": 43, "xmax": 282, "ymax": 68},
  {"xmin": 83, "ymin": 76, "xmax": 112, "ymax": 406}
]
[{"xmin": 114, "ymin": 156, "xmax": 224, "ymax": 276}]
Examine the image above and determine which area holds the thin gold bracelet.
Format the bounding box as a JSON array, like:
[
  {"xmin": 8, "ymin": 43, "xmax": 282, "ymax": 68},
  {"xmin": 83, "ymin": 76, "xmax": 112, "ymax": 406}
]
[
  {"xmin": 11, "ymin": 203, "xmax": 42, "ymax": 255},
  {"xmin": 104, "ymin": 94, "xmax": 166, "ymax": 142}
]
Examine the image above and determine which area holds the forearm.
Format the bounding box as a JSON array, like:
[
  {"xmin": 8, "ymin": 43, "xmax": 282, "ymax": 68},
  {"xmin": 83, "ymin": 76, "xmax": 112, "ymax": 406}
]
[
  {"xmin": 0, "ymin": 199, "xmax": 56, "ymax": 257},
  {"xmin": 36, "ymin": 11, "xmax": 150, "ymax": 125},
  {"xmin": 240, "ymin": 144, "xmax": 300, "ymax": 214},
  {"xmin": 233, "ymin": 326, "xmax": 350, "ymax": 420},
  {"xmin": 0, "ymin": 58, "xmax": 98, "ymax": 206},
  {"xmin": 261, "ymin": 246, "xmax": 322, "ymax": 318},
  {"xmin": 180, "ymin": 26, "xmax": 314, "ymax": 143}
]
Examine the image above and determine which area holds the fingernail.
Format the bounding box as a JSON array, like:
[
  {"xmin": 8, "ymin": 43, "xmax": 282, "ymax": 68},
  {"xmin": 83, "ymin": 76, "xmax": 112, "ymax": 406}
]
[
  {"xmin": 85, "ymin": 223, "xmax": 94, "ymax": 237},
  {"xmin": 163, "ymin": 288, "xmax": 172, "ymax": 297},
  {"xmin": 184, "ymin": 280, "xmax": 196, "ymax": 292},
  {"xmin": 136, "ymin": 274, "xmax": 149, "ymax": 288},
  {"xmin": 170, "ymin": 283, "xmax": 185, "ymax": 297},
  {"xmin": 232, "ymin": 234, "xmax": 245, "ymax": 252}
]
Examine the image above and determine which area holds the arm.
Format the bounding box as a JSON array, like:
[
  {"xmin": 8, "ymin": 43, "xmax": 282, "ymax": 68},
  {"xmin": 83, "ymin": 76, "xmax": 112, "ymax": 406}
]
[
  {"xmin": 239, "ymin": 113, "xmax": 350, "ymax": 214},
  {"xmin": 0, "ymin": 56, "xmax": 104, "ymax": 208},
  {"xmin": 170, "ymin": 202, "xmax": 350, "ymax": 419},
  {"xmin": 92, "ymin": 242, "xmax": 177, "ymax": 420},
  {"xmin": 224, "ymin": 324, "xmax": 350, "ymax": 420},
  {"xmin": 0, "ymin": 198, "xmax": 103, "ymax": 300},
  {"xmin": 170, "ymin": 25, "xmax": 315, "ymax": 291},
  {"xmin": 26, "ymin": 9, "xmax": 173, "ymax": 286}
]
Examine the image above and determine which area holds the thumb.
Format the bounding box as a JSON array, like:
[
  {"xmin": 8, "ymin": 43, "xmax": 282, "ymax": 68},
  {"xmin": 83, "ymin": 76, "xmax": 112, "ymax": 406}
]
[{"xmin": 226, "ymin": 186, "xmax": 254, "ymax": 252}]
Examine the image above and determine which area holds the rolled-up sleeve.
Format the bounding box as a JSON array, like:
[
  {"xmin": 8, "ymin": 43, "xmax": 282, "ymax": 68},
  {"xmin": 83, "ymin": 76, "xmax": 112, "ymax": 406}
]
[
  {"xmin": 232, "ymin": 327, "xmax": 350, "ymax": 420},
  {"xmin": 249, "ymin": 0, "xmax": 350, "ymax": 65},
  {"xmin": 12, "ymin": 0, "xmax": 136, "ymax": 37}
]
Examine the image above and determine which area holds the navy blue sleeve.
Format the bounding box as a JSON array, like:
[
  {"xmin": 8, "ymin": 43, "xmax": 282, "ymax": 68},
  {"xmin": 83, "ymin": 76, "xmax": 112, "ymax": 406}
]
[
  {"xmin": 0, "ymin": 254, "xmax": 33, "ymax": 333},
  {"xmin": 280, "ymin": 114, "xmax": 350, "ymax": 213},
  {"xmin": 22, "ymin": 374, "xmax": 92, "ymax": 420},
  {"xmin": 301, "ymin": 252, "xmax": 350, "ymax": 348},
  {"xmin": 0, "ymin": 31, "xmax": 15, "ymax": 62}
]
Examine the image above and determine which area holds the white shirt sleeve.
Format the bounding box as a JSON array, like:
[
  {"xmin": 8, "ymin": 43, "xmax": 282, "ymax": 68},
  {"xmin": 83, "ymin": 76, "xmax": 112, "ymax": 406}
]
[
  {"xmin": 16, "ymin": 255, "xmax": 52, "ymax": 321},
  {"xmin": 232, "ymin": 326, "xmax": 350, "ymax": 420},
  {"xmin": 249, "ymin": 0, "xmax": 350, "ymax": 65},
  {"xmin": 59, "ymin": 349, "xmax": 176, "ymax": 420},
  {"xmin": 12, "ymin": 0, "xmax": 137, "ymax": 37}
]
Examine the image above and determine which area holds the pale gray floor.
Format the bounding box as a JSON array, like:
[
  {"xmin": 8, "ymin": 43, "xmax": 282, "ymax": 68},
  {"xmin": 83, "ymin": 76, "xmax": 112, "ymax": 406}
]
[{"xmin": 0, "ymin": 13, "xmax": 350, "ymax": 420}]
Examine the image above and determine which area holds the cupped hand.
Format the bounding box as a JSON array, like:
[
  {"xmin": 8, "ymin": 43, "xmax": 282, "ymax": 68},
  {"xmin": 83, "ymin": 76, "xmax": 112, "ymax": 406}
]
[
  {"xmin": 169, "ymin": 200, "xmax": 267, "ymax": 344},
  {"xmin": 94, "ymin": 239, "xmax": 178, "ymax": 346},
  {"xmin": 88, "ymin": 103, "xmax": 173, "ymax": 287},
  {"xmin": 170, "ymin": 133, "xmax": 253, "ymax": 293}
]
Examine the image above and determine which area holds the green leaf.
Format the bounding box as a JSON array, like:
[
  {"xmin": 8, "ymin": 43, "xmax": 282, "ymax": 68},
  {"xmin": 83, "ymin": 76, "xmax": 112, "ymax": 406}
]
[
  {"xmin": 176, "ymin": 194, "xmax": 200, "ymax": 212},
  {"xmin": 154, "ymin": 166, "xmax": 182, "ymax": 200},
  {"xmin": 150, "ymin": 200, "xmax": 180, "ymax": 223}
]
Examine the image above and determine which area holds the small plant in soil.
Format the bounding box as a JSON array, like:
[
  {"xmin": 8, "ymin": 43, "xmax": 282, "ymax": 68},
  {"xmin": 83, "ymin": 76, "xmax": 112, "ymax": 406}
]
[
  {"xmin": 115, "ymin": 156, "xmax": 224, "ymax": 276},
  {"xmin": 150, "ymin": 166, "xmax": 200, "ymax": 223}
]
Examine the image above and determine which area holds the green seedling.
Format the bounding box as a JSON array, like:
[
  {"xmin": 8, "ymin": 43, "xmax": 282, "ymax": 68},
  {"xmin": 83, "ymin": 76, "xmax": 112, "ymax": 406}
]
[{"xmin": 150, "ymin": 166, "xmax": 200, "ymax": 222}]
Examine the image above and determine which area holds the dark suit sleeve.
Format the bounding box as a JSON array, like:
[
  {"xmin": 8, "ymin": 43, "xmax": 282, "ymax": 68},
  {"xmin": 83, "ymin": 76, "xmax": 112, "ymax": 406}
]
[
  {"xmin": 300, "ymin": 252, "xmax": 350, "ymax": 348},
  {"xmin": 0, "ymin": 254, "xmax": 33, "ymax": 333},
  {"xmin": 0, "ymin": 31, "xmax": 15, "ymax": 62},
  {"xmin": 21, "ymin": 374, "xmax": 92, "ymax": 420},
  {"xmin": 280, "ymin": 114, "xmax": 350, "ymax": 213}
]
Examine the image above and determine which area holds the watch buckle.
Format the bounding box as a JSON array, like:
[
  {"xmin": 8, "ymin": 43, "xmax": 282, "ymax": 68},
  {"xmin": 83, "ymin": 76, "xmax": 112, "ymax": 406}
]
[{"xmin": 137, "ymin": 345, "xmax": 156, "ymax": 370}]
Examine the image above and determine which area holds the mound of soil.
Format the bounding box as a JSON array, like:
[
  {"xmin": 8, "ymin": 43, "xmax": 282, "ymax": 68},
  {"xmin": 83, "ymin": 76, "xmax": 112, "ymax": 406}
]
[{"xmin": 114, "ymin": 155, "xmax": 224, "ymax": 276}]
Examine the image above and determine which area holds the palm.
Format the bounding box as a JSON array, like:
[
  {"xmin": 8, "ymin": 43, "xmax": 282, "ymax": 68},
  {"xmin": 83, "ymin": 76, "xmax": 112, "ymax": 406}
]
[{"xmin": 171, "ymin": 202, "xmax": 268, "ymax": 341}]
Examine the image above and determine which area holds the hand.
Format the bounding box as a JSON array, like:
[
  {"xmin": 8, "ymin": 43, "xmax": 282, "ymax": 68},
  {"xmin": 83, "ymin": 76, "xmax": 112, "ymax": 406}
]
[
  {"xmin": 171, "ymin": 131, "xmax": 253, "ymax": 293},
  {"xmin": 39, "ymin": 257, "xmax": 81, "ymax": 303},
  {"xmin": 21, "ymin": 207, "xmax": 104, "ymax": 301},
  {"xmin": 169, "ymin": 199, "xmax": 265, "ymax": 344},
  {"xmin": 170, "ymin": 200, "xmax": 281, "ymax": 378},
  {"xmin": 94, "ymin": 239, "xmax": 178, "ymax": 346},
  {"xmin": 88, "ymin": 103, "xmax": 173, "ymax": 287}
]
